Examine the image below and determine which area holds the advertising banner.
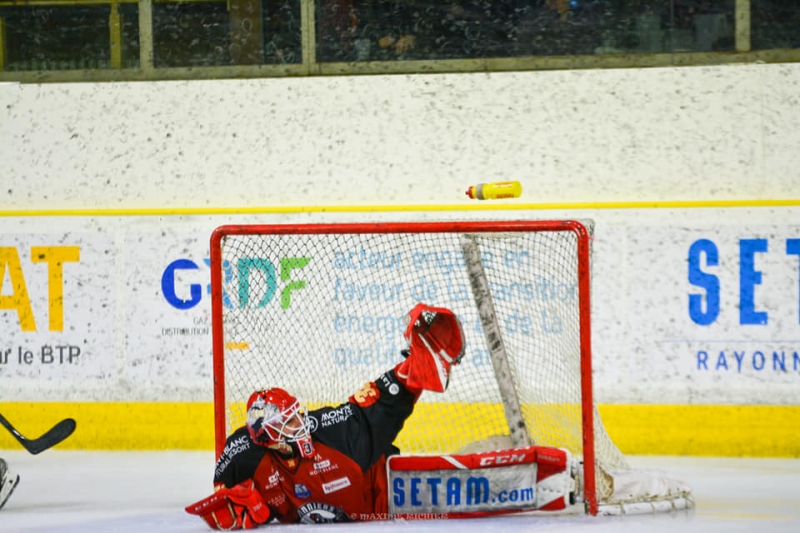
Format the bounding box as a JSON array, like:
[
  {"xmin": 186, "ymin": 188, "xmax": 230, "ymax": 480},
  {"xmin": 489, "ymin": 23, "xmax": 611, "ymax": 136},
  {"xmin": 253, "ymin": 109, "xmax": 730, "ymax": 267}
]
[
  {"xmin": 2, "ymin": 221, "xmax": 798, "ymax": 404},
  {"xmin": 124, "ymin": 232, "xmax": 212, "ymax": 385},
  {"xmin": 1, "ymin": 234, "xmax": 116, "ymax": 380},
  {"xmin": 626, "ymin": 225, "xmax": 800, "ymax": 397}
]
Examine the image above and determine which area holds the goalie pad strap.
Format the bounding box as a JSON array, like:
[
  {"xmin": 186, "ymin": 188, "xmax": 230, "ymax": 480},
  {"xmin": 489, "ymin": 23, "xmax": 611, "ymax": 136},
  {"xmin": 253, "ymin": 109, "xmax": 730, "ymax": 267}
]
[{"xmin": 387, "ymin": 446, "xmax": 575, "ymax": 518}]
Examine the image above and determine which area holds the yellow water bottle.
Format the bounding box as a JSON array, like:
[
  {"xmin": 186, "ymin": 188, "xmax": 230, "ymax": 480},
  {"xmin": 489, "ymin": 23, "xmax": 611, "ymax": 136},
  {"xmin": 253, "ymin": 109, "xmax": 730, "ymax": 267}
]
[{"xmin": 465, "ymin": 181, "xmax": 522, "ymax": 200}]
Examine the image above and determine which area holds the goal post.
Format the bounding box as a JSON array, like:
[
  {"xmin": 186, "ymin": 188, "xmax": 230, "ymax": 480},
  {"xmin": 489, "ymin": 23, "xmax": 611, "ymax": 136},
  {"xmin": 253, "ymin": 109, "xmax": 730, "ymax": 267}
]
[{"xmin": 209, "ymin": 219, "xmax": 691, "ymax": 516}]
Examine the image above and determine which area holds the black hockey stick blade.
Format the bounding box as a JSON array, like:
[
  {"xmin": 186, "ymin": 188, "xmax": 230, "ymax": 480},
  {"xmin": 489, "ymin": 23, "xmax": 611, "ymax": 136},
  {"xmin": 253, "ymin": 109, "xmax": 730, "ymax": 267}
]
[{"xmin": 0, "ymin": 414, "xmax": 77, "ymax": 455}]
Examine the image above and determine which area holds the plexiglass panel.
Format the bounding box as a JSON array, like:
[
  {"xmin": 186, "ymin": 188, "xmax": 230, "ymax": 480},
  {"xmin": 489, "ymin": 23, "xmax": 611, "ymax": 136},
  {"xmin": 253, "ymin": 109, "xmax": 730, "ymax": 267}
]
[{"xmin": 0, "ymin": 1, "xmax": 793, "ymax": 77}]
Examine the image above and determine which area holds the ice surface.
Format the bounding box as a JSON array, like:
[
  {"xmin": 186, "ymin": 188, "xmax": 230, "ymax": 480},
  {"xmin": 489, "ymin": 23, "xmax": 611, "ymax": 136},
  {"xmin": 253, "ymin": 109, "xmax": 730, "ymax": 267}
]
[{"xmin": 1, "ymin": 451, "xmax": 798, "ymax": 532}]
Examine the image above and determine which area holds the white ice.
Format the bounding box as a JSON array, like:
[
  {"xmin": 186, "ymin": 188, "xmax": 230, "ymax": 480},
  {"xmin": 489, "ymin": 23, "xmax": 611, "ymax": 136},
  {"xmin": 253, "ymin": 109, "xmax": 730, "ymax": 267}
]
[{"xmin": 1, "ymin": 451, "xmax": 798, "ymax": 532}]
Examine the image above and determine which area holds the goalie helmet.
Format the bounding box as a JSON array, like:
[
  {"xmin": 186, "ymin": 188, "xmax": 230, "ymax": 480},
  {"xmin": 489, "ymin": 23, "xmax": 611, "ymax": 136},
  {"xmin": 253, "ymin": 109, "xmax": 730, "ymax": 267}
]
[{"xmin": 246, "ymin": 388, "xmax": 315, "ymax": 458}]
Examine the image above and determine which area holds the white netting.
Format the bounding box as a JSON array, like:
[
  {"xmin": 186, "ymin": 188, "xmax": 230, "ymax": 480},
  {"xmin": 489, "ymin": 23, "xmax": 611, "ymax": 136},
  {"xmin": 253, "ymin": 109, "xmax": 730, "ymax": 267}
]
[{"xmin": 211, "ymin": 220, "xmax": 690, "ymax": 511}]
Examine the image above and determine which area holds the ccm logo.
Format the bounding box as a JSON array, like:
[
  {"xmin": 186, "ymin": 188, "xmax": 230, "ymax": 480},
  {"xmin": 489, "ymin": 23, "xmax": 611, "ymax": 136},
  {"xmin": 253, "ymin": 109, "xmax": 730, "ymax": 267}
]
[{"xmin": 479, "ymin": 453, "xmax": 528, "ymax": 466}]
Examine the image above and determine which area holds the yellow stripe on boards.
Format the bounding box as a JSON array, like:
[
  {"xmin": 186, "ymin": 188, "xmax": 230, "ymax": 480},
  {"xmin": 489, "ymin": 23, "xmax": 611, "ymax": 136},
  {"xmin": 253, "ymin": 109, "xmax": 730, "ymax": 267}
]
[
  {"xmin": 0, "ymin": 402, "xmax": 797, "ymax": 457},
  {"xmin": 396, "ymin": 402, "xmax": 510, "ymax": 454},
  {"xmin": 0, "ymin": 402, "xmax": 214, "ymax": 451},
  {"xmin": 598, "ymin": 404, "xmax": 800, "ymax": 457},
  {"xmin": 2, "ymin": 198, "xmax": 800, "ymax": 218}
]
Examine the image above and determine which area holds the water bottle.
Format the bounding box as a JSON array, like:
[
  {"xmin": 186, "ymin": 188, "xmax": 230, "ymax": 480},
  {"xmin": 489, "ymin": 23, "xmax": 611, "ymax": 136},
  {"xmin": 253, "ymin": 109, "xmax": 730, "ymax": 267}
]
[{"xmin": 465, "ymin": 181, "xmax": 522, "ymax": 200}]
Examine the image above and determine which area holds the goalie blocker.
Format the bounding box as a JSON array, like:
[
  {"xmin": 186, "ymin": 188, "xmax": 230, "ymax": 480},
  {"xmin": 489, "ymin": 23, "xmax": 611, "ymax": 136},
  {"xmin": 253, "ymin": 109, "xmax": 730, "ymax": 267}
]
[{"xmin": 387, "ymin": 445, "xmax": 579, "ymax": 519}]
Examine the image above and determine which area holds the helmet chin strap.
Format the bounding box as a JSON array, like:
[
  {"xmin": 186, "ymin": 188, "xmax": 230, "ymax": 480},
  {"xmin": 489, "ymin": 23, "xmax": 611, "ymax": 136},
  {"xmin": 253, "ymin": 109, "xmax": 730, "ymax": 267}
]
[{"xmin": 267, "ymin": 441, "xmax": 296, "ymax": 456}]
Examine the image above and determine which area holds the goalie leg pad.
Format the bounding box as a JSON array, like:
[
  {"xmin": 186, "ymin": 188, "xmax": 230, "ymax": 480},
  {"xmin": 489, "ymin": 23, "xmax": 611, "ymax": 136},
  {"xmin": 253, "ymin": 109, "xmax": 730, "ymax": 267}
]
[
  {"xmin": 395, "ymin": 303, "xmax": 465, "ymax": 394},
  {"xmin": 533, "ymin": 447, "xmax": 575, "ymax": 512},
  {"xmin": 186, "ymin": 480, "xmax": 271, "ymax": 530},
  {"xmin": 387, "ymin": 445, "xmax": 578, "ymax": 518}
]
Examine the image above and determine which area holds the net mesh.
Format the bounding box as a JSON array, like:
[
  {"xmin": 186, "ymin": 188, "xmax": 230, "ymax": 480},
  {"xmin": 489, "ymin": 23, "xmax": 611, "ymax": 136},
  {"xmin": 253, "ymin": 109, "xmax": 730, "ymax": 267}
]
[{"xmin": 213, "ymin": 222, "xmax": 627, "ymax": 502}]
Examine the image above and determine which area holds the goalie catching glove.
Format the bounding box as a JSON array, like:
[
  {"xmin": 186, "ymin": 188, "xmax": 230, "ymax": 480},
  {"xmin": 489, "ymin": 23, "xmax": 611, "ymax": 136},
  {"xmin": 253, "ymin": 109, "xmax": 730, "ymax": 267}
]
[
  {"xmin": 395, "ymin": 303, "xmax": 465, "ymax": 394},
  {"xmin": 186, "ymin": 480, "xmax": 271, "ymax": 530}
]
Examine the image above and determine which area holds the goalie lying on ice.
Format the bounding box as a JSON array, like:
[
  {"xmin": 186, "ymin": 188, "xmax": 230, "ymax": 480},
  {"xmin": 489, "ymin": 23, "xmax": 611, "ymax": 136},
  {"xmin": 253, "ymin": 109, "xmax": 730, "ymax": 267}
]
[{"xmin": 186, "ymin": 303, "xmax": 578, "ymax": 529}]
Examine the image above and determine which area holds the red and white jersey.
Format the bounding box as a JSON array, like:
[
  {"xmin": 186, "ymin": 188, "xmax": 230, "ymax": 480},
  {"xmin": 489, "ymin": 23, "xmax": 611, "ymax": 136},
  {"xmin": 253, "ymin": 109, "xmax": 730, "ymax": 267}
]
[{"xmin": 213, "ymin": 369, "xmax": 417, "ymax": 523}]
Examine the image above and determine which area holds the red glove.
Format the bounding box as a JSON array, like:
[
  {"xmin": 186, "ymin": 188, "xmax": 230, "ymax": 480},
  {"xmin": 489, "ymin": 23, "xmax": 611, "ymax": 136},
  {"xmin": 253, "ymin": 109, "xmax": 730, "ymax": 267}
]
[
  {"xmin": 186, "ymin": 480, "xmax": 271, "ymax": 530},
  {"xmin": 395, "ymin": 303, "xmax": 465, "ymax": 394}
]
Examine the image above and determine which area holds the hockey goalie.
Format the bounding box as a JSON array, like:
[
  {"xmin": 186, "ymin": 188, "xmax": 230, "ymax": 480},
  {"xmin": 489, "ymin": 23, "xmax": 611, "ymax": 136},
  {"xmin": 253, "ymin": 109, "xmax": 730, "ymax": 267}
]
[{"xmin": 186, "ymin": 303, "xmax": 579, "ymax": 528}]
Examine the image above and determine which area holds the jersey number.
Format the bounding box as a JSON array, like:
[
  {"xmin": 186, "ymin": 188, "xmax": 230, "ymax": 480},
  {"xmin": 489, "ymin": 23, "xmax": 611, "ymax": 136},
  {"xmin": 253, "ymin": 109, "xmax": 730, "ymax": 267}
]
[{"xmin": 352, "ymin": 382, "xmax": 379, "ymax": 407}]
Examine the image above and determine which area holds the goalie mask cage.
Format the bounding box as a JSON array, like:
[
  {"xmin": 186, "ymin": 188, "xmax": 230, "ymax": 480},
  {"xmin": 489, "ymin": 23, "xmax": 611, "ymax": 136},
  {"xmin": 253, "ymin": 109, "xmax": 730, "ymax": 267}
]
[{"xmin": 210, "ymin": 220, "xmax": 692, "ymax": 516}]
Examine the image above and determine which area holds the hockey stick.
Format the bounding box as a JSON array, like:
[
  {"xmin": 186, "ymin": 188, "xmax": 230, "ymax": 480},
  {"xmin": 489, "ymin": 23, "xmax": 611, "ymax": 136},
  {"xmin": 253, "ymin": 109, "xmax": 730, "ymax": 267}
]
[
  {"xmin": 0, "ymin": 413, "xmax": 76, "ymax": 455},
  {"xmin": 460, "ymin": 234, "xmax": 531, "ymax": 448}
]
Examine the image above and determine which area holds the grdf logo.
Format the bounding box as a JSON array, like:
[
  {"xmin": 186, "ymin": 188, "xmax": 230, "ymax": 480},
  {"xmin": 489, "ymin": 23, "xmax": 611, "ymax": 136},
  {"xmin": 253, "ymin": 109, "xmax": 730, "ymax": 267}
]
[{"xmin": 161, "ymin": 256, "xmax": 310, "ymax": 310}]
